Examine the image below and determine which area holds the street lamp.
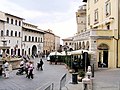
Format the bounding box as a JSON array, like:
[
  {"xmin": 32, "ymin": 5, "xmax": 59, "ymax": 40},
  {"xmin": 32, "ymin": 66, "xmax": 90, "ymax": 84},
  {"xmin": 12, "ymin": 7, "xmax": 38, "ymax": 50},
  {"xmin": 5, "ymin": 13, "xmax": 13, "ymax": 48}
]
[{"xmin": 65, "ymin": 48, "xmax": 67, "ymax": 66}]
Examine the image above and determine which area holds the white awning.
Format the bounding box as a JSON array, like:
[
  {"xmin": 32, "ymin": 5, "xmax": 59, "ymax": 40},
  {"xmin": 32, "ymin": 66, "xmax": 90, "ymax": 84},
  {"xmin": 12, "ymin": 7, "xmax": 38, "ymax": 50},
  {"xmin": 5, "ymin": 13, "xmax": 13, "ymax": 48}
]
[
  {"xmin": 49, "ymin": 51, "xmax": 62, "ymax": 56},
  {"xmin": 71, "ymin": 50, "xmax": 95, "ymax": 55}
]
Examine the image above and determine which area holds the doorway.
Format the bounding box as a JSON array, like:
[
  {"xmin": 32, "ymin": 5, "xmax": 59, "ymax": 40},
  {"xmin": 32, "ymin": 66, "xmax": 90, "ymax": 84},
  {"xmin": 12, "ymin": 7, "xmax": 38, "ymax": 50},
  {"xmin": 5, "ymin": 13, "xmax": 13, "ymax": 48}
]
[
  {"xmin": 103, "ymin": 51, "xmax": 108, "ymax": 67},
  {"xmin": 98, "ymin": 43, "xmax": 109, "ymax": 68}
]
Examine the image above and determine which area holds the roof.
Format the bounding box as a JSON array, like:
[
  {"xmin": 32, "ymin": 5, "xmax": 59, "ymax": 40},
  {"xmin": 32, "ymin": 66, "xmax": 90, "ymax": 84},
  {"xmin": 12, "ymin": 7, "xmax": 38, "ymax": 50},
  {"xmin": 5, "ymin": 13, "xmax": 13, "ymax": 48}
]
[
  {"xmin": 5, "ymin": 13, "xmax": 24, "ymax": 20},
  {"xmin": 23, "ymin": 27, "xmax": 45, "ymax": 34},
  {"xmin": 44, "ymin": 30, "xmax": 55, "ymax": 35}
]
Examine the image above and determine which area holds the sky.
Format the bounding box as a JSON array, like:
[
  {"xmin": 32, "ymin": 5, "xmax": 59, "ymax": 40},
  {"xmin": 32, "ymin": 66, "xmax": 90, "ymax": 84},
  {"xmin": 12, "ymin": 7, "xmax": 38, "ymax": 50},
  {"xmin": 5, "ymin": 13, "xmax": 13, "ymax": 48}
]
[{"xmin": 0, "ymin": 0, "xmax": 84, "ymax": 43}]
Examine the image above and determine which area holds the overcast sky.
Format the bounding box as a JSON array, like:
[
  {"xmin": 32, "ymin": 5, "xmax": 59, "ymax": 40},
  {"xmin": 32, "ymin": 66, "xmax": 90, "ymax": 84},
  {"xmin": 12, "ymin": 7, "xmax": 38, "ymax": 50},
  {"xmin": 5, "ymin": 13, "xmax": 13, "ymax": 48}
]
[{"xmin": 0, "ymin": 0, "xmax": 84, "ymax": 42}]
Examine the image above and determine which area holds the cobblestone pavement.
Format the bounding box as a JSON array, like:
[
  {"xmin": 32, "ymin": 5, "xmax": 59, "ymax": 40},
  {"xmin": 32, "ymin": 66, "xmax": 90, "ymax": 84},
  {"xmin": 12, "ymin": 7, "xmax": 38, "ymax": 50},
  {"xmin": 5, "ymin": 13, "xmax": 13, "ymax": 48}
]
[
  {"xmin": 0, "ymin": 58, "xmax": 71, "ymax": 90},
  {"xmin": 93, "ymin": 68, "xmax": 120, "ymax": 90}
]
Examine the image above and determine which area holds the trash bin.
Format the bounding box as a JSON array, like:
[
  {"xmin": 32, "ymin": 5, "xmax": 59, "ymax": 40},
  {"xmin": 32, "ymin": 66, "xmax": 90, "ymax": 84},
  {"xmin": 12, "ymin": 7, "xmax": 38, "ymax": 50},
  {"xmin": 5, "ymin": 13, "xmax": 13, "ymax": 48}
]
[
  {"xmin": 72, "ymin": 73, "xmax": 78, "ymax": 84},
  {"xmin": 0, "ymin": 65, "xmax": 2, "ymax": 76}
]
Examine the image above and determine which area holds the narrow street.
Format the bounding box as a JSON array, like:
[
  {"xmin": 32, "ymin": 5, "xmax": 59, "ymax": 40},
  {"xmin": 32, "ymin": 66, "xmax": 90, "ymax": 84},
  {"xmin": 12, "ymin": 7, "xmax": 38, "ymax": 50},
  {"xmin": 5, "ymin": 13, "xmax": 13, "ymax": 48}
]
[{"xmin": 0, "ymin": 58, "xmax": 71, "ymax": 90}]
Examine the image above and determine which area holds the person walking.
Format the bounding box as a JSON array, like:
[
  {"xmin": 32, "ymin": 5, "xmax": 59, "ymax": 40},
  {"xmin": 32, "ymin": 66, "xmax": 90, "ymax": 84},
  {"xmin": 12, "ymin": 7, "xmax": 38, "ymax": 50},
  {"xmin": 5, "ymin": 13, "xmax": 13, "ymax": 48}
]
[
  {"xmin": 3, "ymin": 60, "xmax": 9, "ymax": 79},
  {"xmin": 25, "ymin": 60, "xmax": 30, "ymax": 78},
  {"xmin": 27, "ymin": 61, "xmax": 34, "ymax": 79},
  {"xmin": 40, "ymin": 59, "xmax": 44, "ymax": 71}
]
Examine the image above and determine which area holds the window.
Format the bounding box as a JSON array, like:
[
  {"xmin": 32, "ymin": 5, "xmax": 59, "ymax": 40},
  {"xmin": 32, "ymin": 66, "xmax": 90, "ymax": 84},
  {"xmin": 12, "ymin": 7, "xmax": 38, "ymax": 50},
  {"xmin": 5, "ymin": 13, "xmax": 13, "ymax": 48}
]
[
  {"xmin": 38, "ymin": 37, "xmax": 40, "ymax": 42},
  {"xmin": 19, "ymin": 21, "xmax": 21, "ymax": 26},
  {"xmin": 32, "ymin": 37, "xmax": 34, "ymax": 42},
  {"xmin": 29, "ymin": 36, "xmax": 31, "ymax": 41},
  {"xmin": 11, "ymin": 19, "xmax": 13, "ymax": 24},
  {"xmin": 19, "ymin": 32, "xmax": 20, "ymax": 37},
  {"xmin": 1, "ymin": 30, "xmax": 3, "ymax": 36},
  {"xmin": 105, "ymin": 0, "xmax": 111, "ymax": 17},
  {"xmin": 94, "ymin": 0, "xmax": 98, "ymax": 3},
  {"xmin": 65, "ymin": 42, "xmax": 68, "ymax": 45},
  {"xmin": 15, "ymin": 20, "xmax": 17, "ymax": 25},
  {"xmin": 35, "ymin": 37, "xmax": 37, "ymax": 42},
  {"xmin": 6, "ymin": 30, "xmax": 9, "ymax": 36},
  {"xmin": 94, "ymin": 9, "xmax": 99, "ymax": 23},
  {"xmin": 41, "ymin": 38, "xmax": 43, "ymax": 42},
  {"xmin": 15, "ymin": 31, "xmax": 17, "ymax": 37},
  {"xmin": 7, "ymin": 17, "xmax": 9, "ymax": 23},
  {"xmin": 25, "ymin": 36, "xmax": 27, "ymax": 41},
  {"xmin": 11, "ymin": 30, "xmax": 13, "ymax": 36}
]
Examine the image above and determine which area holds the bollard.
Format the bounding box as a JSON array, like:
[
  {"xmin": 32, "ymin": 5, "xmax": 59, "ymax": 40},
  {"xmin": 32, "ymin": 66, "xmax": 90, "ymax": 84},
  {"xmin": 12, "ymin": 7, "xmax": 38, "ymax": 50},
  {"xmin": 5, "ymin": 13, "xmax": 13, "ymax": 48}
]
[
  {"xmin": 82, "ymin": 77, "xmax": 92, "ymax": 90},
  {"xmin": 86, "ymin": 71, "xmax": 92, "ymax": 79},
  {"xmin": 86, "ymin": 66, "xmax": 92, "ymax": 79},
  {"xmin": 72, "ymin": 73, "xmax": 78, "ymax": 84}
]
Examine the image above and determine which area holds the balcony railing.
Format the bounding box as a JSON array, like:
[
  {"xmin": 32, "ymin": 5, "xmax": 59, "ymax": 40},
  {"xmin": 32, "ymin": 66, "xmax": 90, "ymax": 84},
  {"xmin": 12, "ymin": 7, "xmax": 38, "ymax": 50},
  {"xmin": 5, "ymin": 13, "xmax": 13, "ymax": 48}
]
[{"xmin": 74, "ymin": 29, "xmax": 113, "ymax": 40}]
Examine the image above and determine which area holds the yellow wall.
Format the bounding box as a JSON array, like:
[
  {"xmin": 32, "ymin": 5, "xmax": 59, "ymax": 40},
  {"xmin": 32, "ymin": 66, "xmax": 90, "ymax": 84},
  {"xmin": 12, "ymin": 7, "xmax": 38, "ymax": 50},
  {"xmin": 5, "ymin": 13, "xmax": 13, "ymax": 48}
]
[
  {"xmin": 87, "ymin": 0, "xmax": 118, "ymax": 31},
  {"xmin": 97, "ymin": 39, "xmax": 116, "ymax": 68},
  {"xmin": 86, "ymin": 0, "xmax": 119, "ymax": 68}
]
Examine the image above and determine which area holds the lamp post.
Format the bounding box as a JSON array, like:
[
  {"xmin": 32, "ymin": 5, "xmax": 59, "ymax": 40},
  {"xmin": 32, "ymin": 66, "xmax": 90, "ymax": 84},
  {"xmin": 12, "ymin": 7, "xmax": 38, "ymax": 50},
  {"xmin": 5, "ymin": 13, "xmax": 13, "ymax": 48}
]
[{"xmin": 65, "ymin": 49, "xmax": 67, "ymax": 66}]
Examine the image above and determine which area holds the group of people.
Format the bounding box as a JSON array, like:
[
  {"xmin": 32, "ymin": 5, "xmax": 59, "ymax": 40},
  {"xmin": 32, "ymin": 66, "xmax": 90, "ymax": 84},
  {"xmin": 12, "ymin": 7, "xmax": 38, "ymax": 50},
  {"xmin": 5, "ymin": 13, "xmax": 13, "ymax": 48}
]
[
  {"xmin": 18, "ymin": 60, "xmax": 34, "ymax": 79},
  {"xmin": 1, "ymin": 58, "xmax": 44, "ymax": 79}
]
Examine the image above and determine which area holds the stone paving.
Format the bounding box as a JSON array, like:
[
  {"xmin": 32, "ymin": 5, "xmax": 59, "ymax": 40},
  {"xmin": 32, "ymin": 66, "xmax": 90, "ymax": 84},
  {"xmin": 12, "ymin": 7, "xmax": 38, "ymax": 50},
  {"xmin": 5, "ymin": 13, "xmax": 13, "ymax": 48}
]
[
  {"xmin": 2, "ymin": 58, "xmax": 120, "ymax": 90},
  {"xmin": 93, "ymin": 68, "xmax": 120, "ymax": 90},
  {"xmin": 0, "ymin": 58, "xmax": 72, "ymax": 90}
]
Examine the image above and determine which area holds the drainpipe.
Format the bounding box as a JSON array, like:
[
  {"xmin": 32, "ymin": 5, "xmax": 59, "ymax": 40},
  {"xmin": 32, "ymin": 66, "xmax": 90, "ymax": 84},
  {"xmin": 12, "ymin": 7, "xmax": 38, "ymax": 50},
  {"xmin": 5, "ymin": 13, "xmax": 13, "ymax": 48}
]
[{"xmin": 116, "ymin": 0, "xmax": 119, "ymax": 68}]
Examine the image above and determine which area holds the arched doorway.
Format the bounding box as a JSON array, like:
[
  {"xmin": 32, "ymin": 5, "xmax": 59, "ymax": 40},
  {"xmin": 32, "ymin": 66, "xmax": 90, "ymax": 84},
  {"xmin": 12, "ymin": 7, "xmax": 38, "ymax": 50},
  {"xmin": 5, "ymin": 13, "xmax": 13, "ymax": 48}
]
[
  {"xmin": 97, "ymin": 43, "xmax": 109, "ymax": 68},
  {"xmin": 32, "ymin": 45, "xmax": 37, "ymax": 55},
  {"xmin": 86, "ymin": 41, "xmax": 89, "ymax": 50}
]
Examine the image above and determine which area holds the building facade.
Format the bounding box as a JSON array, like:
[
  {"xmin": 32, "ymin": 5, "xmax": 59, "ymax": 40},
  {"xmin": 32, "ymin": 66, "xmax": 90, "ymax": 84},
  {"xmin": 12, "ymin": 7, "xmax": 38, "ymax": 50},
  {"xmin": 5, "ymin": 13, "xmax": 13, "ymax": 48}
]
[
  {"xmin": 0, "ymin": 11, "xmax": 60, "ymax": 57},
  {"xmin": 43, "ymin": 29, "xmax": 55, "ymax": 56},
  {"xmin": 74, "ymin": 5, "xmax": 87, "ymax": 51},
  {"xmin": 0, "ymin": 12, "xmax": 24, "ymax": 56},
  {"xmin": 55, "ymin": 35, "xmax": 60, "ymax": 51},
  {"xmin": 22, "ymin": 22, "xmax": 44, "ymax": 56},
  {"xmin": 62, "ymin": 37, "xmax": 74, "ymax": 51},
  {"xmin": 82, "ymin": 0, "xmax": 120, "ymax": 68}
]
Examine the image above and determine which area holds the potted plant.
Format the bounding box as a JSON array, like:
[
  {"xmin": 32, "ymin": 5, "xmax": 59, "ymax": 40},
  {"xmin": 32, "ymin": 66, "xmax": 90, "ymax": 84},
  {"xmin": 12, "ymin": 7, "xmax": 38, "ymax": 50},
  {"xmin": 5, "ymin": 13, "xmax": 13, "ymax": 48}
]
[{"xmin": 77, "ymin": 70, "xmax": 85, "ymax": 82}]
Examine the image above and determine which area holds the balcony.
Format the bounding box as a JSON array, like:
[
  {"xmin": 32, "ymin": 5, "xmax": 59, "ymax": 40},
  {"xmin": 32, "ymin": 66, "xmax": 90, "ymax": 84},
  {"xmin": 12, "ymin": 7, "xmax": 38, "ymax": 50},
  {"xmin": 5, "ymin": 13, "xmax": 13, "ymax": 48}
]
[
  {"xmin": 74, "ymin": 29, "xmax": 113, "ymax": 41},
  {"xmin": 90, "ymin": 29, "xmax": 113, "ymax": 36}
]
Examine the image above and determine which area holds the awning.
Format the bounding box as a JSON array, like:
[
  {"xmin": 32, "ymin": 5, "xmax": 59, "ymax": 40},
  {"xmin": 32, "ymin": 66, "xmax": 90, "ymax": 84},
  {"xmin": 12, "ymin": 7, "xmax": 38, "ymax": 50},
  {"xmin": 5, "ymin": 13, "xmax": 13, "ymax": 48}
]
[{"xmin": 71, "ymin": 50, "xmax": 95, "ymax": 55}]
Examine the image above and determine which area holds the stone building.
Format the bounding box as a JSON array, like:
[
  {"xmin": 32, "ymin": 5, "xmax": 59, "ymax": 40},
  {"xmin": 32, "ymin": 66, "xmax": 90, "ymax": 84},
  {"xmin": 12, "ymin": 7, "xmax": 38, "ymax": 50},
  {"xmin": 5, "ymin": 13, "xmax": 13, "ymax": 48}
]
[
  {"xmin": 43, "ymin": 29, "xmax": 55, "ymax": 56},
  {"xmin": 0, "ymin": 11, "xmax": 60, "ymax": 57},
  {"xmin": 74, "ymin": 4, "xmax": 87, "ymax": 51},
  {"xmin": 62, "ymin": 37, "xmax": 74, "ymax": 51},
  {"xmin": 0, "ymin": 11, "xmax": 24, "ymax": 56},
  {"xmin": 22, "ymin": 22, "xmax": 44, "ymax": 56},
  {"xmin": 82, "ymin": 0, "xmax": 120, "ymax": 68},
  {"xmin": 55, "ymin": 35, "xmax": 60, "ymax": 51}
]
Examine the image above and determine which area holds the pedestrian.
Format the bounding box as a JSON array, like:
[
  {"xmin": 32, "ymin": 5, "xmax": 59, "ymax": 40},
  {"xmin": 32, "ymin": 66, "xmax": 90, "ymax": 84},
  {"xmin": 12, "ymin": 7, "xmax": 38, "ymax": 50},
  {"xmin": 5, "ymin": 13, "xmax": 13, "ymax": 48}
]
[
  {"xmin": 25, "ymin": 60, "xmax": 30, "ymax": 78},
  {"xmin": 27, "ymin": 61, "xmax": 34, "ymax": 79},
  {"xmin": 40, "ymin": 59, "xmax": 44, "ymax": 70},
  {"xmin": 3, "ymin": 60, "xmax": 9, "ymax": 79}
]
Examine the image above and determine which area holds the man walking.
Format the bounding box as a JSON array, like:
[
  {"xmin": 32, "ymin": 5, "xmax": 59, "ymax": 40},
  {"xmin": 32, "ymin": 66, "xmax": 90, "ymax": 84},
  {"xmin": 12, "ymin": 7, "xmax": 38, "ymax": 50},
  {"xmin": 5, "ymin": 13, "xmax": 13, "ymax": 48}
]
[{"xmin": 40, "ymin": 59, "xmax": 44, "ymax": 70}]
